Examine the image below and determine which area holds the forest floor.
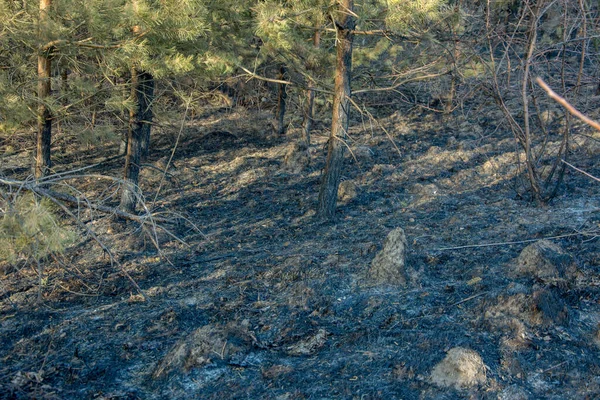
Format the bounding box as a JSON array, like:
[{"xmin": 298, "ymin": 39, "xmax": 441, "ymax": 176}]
[{"xmin": 1, "ymin": 99, "xmax": 600, "ymax": 399}]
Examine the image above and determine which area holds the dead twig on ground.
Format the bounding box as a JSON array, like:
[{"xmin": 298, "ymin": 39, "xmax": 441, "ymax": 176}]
[{"xmin": 434, "ymin": 231, "xmax": 596, "ymax": 252}]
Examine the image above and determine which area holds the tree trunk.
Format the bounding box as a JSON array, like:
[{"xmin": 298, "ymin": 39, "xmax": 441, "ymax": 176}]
[
  {"xmin": 445, "ymin": 0, "xmax": 462, "ymax": 115},
  {"xmin": 35, "ymin": 0, "xmax": 52, "ymax": 179},
  {"xmin": 303, "ymin": 29, "xmax": 321, "ymax": 145},
  {"xmin": 317, "ymin": 0, "xmax": 354, "ymax": 220},
  {"xmin": 120, "ymin": 68, "xmax": 146, "ymax": 213},
  {"xmin": 275, "ymin": 64, "xmax": 287, "ymax": 135},
  {"xmin": 139, "ymin": 72, "xmax": 154, "ymax": 159},
  {"xmin": 119, "ymin": 74, "xmax": 130, "ymax": 154},
  {"xmin": 60, "ymin": 67, "xmax": 68, "ymax": 105}
]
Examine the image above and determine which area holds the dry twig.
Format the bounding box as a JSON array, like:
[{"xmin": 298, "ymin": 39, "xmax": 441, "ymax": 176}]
[{"xmin": 536, "ymin": 77, "xmax": 600, "ymax": 132}]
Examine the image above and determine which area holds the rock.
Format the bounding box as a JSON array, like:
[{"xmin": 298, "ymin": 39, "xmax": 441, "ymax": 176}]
[
  {"xmin": 512, "ymin": 240, "xmax": 571, "ymax": 283},
  {"xmin": 431, "ymin": 347, "xmax": 487, "ymax": 389},
  {"xmin": 338, "ymin": 180, "xmax": 358, "ymax": 203},
  {"xmin": 365, "ymin": 228, "xmax": 407, "ymax": 286}
]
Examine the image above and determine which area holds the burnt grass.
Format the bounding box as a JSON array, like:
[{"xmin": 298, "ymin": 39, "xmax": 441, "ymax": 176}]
[{"xmin": 1, "ymin": 102, "xmax": 600, "ymax": 399}]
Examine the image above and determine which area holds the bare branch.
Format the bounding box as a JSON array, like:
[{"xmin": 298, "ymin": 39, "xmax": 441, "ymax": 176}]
[
  {"xmin": 536, "ymin": 77, "xmax": 600, "ymax": 132},
  {"xmin": 561, "ymin": 160, "xmax": 600, "ymax": 183}
]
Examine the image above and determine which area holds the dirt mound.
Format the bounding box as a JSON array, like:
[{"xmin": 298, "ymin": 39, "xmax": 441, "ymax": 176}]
[
  {"xmin": 511, "ymin": 239, "xmax": 573, "ymax": 283},
  {"xmin": 430, "ymin": 347, "xmax": 487, "ymax": 389},
  {"xmin": 364, "ymin": 227, "xmax": 407, "ymax": 286},
  {"xmin": 337, "ymin": 180, "xmax": 358, "ymax": 203},
  {"xmin": 153, "ymin": 321, "xmax": 253, "ymax": 379}
]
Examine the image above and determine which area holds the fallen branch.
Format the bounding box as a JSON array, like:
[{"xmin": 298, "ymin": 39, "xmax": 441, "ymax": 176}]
[
  {"xmin": 434, "ymin": 231, "xmax": 594, "ymax": 252},
  {"xmin": 0, "ymin": 176, "xmax": 168, "ymax": 223}
]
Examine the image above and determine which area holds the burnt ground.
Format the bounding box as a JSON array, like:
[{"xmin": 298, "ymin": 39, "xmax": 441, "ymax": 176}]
[{"xmin": 1, "ymin": 102, "xmax": 600, "ymax": 399}]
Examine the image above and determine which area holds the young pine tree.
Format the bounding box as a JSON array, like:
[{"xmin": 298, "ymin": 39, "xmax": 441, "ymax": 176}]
[{"xmin": 111, "ymin": 0, "xmax": 250, "ymax": 213}]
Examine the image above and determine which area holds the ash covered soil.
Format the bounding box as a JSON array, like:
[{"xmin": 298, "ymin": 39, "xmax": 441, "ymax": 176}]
[{"xmin": 1, "ymin": 104, "xmax": 600, "ymax": 399}]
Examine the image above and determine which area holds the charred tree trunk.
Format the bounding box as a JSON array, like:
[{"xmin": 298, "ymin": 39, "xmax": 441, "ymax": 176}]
[
  {"xmin": 139, "ymin": 72, "xmax": 154, "ymax": 160},
  {"xmin": 120, "ymin": 68, "xmax": 147, "ymax": 213},
  {"xmin": 317, "ymin": 0, "xmax": 354, "ymax": 220},
  {"xmin": 35, "ymin": 0, "xmax": 52, "ymax": 179},
  {"xmin": 303, "ymin": 29, "xmax": 321, "ymax": 145},
  {"xmin": 275, "ymin": 64, "xmax": 287, "ymax": 135}
]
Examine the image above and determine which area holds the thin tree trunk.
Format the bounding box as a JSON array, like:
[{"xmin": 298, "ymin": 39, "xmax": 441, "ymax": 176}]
[
  {"xmin": 139, "ymin": 72, "xmax": 154, "ymax": 159},
  {"xmin": 120, "ymin": 68, "xmax": 144, "ymax": 213},
  {"xmin": 60, "ymin": 67, "xmax": 68, "ymax": 105},
  {"xmin": 35, "ymin": 0, "xmax": 52, "ymax": 179},
  {"xmin": 275, "ymin": 64, "xmax": 287, "ymax": 135},
  {"xmin": 576, "ymin": 0, "xmax": 587, "ymax": 94},
  {"xmin": 304, "ymin": 85, "xmax": 316, "ymax": 143},
  {"xmin": 317, "ymin": 0, "xmax": 354, "ymax": 220},
  {"xmin": 522, "ymin": 0, "xmax": 542, "ymax": 203},
  {"xmin": 119, "ymin": 74, "xmax": 130, "ymax": 154},
  {"xmin": 303, "ymin": 29, "xmax": 321, "ymax": 144}
]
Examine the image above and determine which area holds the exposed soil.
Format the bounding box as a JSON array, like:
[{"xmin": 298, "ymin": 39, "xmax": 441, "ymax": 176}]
[{"xmin": 1, "ymin": 101, "xmax": 600, "ymax": 399}]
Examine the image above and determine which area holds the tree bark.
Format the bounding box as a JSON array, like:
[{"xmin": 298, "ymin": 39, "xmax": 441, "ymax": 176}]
[
  {"xmin": 317, "ymin": 0, "xmax": 354, "ymax": 220},
  {"xmin": 35, "ymin": 0, "xmax": 52, "ymax": 179},
  {"xmin": 275, "ymin": 64, "xmax": 287, "ymax": 135},
  {"xmin": 120, "ymin": 68, "xmax": 147, "ymax": 213}
]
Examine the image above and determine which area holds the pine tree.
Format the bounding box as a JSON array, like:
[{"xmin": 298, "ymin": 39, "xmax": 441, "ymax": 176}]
[
  {"xmin": 112, "ymin": 0, "xmax": 251, "ymax": 212},
  {"xmin": 254, "ymin": 0, "xmax": 331, "ymax": 139},
  {"xmin": 317, "ymin": 0, "xmax": 355, "ymax": 220},
  {"xmin": 0, "ymin": 0, "xmax": 130, "ymax": 176},
  {"xmin": 254, "ymin": 0, "xmax": 455, "ymax": 219}
]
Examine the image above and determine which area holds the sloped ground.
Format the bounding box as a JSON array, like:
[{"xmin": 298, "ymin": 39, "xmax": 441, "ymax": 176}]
[{"xmin": 1, "ymin": 103, "xmax": 600, "ymax": 399}]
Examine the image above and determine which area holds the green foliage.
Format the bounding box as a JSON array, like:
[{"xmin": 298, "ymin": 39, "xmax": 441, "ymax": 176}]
[
  {"xmin": 0, "ymin": 0, "xmax": 251, "ymax": 147},
  {"xmin": 0, "ymin": 193, "xmax": 76, "ymax": 264},
  {"xmin": 386, "ymin": 0, "xmax": 451, "ymax": 32},
  {"xmin": 253, "ymin": 0, "xmax": 332, "ymax": 72}
]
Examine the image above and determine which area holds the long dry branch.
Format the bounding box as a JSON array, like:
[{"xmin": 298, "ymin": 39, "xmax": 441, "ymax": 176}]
[
  {"xmin": 0, "ymin": 176, "xmax": 168, "ymax": 223},
  {"xmin": 536, "ymin": 77, "xmax": 600, "ymax": 132}
]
